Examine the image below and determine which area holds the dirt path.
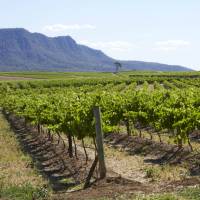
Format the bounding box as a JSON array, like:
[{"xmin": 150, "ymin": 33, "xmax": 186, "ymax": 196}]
[
  {"xmin": 105, "ymin": 147, "xmax": 148, "ymax": 182},
  {"xmin": 77, "ymin": 142, "xmax": 149, "ymax": 183},
  {"xmin": 0, "ymin": 75, "xmax": 37, "ymax": 80},
  {"xmin": 77, "ymin": 131, "xmax": 200, "ymax": 188}
]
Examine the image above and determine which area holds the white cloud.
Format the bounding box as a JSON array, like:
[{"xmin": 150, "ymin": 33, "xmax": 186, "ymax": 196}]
[
  {"xmin": 79, "ymin": 40, "xmax": 133, "ymax": 52},
  {"xmin": 154, "ymin": 40, "xmax": 191, "ymax": 51},
  {"xmin": 43, "ymin": 24, "xmax": 96, "ymax": 34}
]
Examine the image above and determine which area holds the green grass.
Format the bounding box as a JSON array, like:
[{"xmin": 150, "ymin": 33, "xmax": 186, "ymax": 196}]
[
  {"xmin": 0, "ymin": 71, "xmax": 200, "ymax": 80},
  {"xmin": 178, "ymin": 187, "xmax": 200, "ymax": 200},
  {"xmin": 0, "ymin": 183, "xmax": 49, "ymax": 200},
  {"xmin": 136, "ymin": 187, "xmax": 200, "ymax": 200},
  {"xmin": 94, "ymin": 187, "xmax": 200, "ymax": 200},
  {"xmin": 134, "ymin": 194, "xmax": 179, "ymax": 200},
  {"xmin": 0, "ymin": 71, "xmax": 118, "ymax": 80}
]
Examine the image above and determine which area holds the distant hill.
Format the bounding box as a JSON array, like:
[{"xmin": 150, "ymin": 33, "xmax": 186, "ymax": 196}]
[{"xmin": 0, "ymin": 28, "xmax": 192, "ymax": 72}]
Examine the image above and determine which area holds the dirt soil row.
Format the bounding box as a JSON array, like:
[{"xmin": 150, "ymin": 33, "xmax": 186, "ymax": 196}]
[{"xmin": 104, "ymin": 132, "xmax": 200, "ymax": 176}]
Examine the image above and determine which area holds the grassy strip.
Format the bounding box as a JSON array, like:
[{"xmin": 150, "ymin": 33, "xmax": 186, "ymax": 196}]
[
  {"xmin": 134, "ymin": 187, "xmax": 200, "ymax": 200},
  {"xmin": 0, "ymin": 112, "xmax": 51, "ymax": 200},
  {"xmin": 97, "ymin": 187, "xmax": 200, "ymax": 200},
  {"xmin": 0, "ymin": 184, "xmax": 49, "ymax": 200}
]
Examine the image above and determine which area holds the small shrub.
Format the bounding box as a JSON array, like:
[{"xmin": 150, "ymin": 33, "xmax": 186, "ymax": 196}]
[{"xmin": 145, "ymin": 167, "xmax": 160, "ymax": 180}]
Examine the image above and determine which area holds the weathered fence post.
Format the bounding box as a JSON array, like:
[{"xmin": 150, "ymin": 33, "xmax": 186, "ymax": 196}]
[
  {"xmin": 84, "ymin": 106, "xmax": 106, "ymax": 188},
  {"xmin": 93, "ymin": 106, "xmax": 106, "ymax": 179}
]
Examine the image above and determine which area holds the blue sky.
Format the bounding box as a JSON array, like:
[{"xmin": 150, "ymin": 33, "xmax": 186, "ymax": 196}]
[{"xmin": 0, "ymin": 0, "xmax": 200, "ymax": 70}]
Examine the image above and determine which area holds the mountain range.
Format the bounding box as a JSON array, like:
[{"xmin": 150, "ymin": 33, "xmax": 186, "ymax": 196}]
[{"xmin": 0, "ymin": 28, "xmax": 192, "ymax": 72}]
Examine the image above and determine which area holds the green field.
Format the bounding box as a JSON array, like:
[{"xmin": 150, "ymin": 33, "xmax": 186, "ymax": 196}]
[{"xmin": 0, "ymin": 71, "xmax": 200, "ymax": 80}]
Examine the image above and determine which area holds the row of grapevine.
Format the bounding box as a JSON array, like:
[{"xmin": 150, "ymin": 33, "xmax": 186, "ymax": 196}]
[{"xmin": 0, "ymin": 78, "xmax": 200, "ymax": 153}]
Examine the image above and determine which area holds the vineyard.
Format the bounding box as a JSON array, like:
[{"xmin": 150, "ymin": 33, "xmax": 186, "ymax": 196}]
[{"xmin": 1, "ymin": 71, "xmax": 200, "ymax": 199}]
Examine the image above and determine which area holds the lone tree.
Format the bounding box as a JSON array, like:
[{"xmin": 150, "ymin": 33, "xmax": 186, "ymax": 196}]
[{"xmin": 114, "ymin": 61, "xmax": 122, "ymax": 74}]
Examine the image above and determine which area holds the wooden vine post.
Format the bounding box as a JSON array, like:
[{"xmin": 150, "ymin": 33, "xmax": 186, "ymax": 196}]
[
  {"xmin": 84, "ymin": 106, "xmax": 106, "ymax": 188},
  {"xmin": 93, "ymin": 106, "xmax": 106, "ymax": 179}
]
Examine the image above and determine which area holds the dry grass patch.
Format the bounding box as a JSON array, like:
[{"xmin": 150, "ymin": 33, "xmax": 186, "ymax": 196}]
[
  {"xmin": 0, "ymin": 112, "xmax": 48, "ymax": 189},
  {"xmin": 144, "ymin": 165, "xmax": 189, "ymax": 182}
]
